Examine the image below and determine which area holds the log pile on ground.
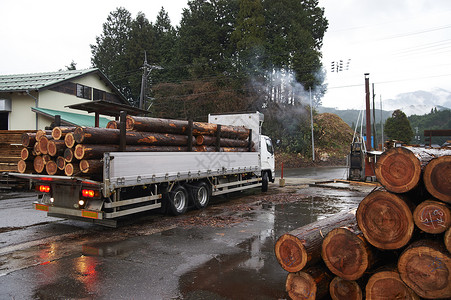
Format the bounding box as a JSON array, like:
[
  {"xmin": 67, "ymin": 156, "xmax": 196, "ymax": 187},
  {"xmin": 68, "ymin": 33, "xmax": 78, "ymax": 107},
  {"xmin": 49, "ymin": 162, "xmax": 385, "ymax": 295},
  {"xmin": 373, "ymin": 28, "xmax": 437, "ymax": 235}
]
[
  {"xmin": 275, "ymin": 146, "xmax": 451, "ymax": 299},
  {"xmin": 17, "ymin": 116, "xmax": 253, "ymax": 180}
]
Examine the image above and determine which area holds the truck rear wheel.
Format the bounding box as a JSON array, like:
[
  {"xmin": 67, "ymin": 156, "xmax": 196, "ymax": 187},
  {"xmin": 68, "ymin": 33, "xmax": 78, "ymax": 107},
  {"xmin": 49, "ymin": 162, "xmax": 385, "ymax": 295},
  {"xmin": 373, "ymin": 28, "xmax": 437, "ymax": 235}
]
[
  {"xmin": 191, "ymin": 181, "xmax": 210, "ymax": 209},
  {"xmin": 167, "ymin": 185, "xmax": 188, "ymax": 215}
]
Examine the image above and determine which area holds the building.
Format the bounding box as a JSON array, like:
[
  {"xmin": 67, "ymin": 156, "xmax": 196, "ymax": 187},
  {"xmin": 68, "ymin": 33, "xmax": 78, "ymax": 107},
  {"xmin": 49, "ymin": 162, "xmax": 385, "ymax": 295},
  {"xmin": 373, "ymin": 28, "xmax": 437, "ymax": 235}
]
[{"xmin": 0, "ymin": 68, "xmax": 130, "ymax": 130}]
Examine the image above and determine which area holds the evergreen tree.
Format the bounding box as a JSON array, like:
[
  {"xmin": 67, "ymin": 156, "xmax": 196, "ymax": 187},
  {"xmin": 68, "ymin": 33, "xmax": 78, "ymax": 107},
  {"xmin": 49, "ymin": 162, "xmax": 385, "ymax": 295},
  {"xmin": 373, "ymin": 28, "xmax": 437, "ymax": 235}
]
[
  {"xmin": 384, "ymin": 109, "xmax": 414, "ymax": 144},
  {"xmin": 91, "ymin": 7, "xmax": 133, "ymax": 100}
]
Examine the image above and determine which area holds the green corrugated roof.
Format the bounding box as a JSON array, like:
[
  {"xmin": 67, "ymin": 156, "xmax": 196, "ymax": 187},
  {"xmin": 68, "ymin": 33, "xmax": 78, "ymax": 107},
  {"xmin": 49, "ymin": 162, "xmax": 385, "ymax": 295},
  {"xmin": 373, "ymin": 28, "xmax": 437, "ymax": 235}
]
[
  {"xmin": 32, "ymin": 107, "xmax": 111, "ymax": 127},
  {"xmin": 0, "ymin": 69, "xmax": 97, "ymax": 92}
]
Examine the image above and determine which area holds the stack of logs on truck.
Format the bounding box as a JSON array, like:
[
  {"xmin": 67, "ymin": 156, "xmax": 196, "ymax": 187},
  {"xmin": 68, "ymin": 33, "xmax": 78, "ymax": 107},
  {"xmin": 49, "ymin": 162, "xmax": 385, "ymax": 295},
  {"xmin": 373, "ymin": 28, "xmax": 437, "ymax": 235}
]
[
  {"xmin": 17, "ymin": 115, "xmax": 254, "ymax": 179},
  {"xmin": 275, "ymin": 146, "xmax": 451, "ymax": 299}
]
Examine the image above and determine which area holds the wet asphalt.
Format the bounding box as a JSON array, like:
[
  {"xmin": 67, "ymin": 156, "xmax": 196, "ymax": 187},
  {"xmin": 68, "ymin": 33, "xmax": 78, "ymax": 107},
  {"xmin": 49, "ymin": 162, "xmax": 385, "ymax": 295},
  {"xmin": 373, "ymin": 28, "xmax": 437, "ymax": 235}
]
[{"xmin": 0, "ymin": 167, "xmax": 375, "ymax": 299}]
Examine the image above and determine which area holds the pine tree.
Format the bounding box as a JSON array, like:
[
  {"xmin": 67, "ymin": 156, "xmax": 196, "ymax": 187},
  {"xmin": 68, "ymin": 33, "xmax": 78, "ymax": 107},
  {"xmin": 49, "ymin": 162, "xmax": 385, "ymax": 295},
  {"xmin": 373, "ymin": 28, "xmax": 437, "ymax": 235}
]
[{"xmin": 384, "ymin": 109, "xmax": 414, "ymax": 144}]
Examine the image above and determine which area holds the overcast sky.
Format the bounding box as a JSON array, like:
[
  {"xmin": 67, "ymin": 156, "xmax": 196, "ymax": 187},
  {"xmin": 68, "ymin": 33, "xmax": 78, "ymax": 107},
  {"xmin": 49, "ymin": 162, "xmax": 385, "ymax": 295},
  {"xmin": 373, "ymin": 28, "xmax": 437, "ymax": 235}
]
[{"xmin": 1, "ymin": 0, "xmax": 450, "ymax": 109}]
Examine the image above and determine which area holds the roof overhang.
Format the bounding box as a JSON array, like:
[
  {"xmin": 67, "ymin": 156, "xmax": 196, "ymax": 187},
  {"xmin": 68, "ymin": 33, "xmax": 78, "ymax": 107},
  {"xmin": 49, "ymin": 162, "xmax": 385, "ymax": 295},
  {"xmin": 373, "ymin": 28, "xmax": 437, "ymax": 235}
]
[
  {"xmin": 66, "ymin": 100, "xmax": 149, "ymax": 118},
  {"xmin": 31, "ymin": 107, "xmax": 111, "ymax": 127}
]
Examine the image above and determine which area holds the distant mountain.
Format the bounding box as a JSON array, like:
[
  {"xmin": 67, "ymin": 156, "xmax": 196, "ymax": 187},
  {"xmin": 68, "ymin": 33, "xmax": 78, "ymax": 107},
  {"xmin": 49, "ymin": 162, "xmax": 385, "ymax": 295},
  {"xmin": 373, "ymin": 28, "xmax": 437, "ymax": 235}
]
[
  {"xmin": 383, "ymin": 88, "xmax": 451, "ymax": 116},
  {"xmin": 319, "ymin": 88, "xmax": 451, "ymax": 127}
]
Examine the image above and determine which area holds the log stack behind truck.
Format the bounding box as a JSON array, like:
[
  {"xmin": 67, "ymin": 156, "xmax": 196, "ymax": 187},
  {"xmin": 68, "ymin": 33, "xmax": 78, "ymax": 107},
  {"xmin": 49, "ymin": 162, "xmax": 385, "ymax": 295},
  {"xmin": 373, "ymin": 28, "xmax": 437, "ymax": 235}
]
[{"xmin": 11, "ymin": 112, "xmax": 275, "ymax": 227}]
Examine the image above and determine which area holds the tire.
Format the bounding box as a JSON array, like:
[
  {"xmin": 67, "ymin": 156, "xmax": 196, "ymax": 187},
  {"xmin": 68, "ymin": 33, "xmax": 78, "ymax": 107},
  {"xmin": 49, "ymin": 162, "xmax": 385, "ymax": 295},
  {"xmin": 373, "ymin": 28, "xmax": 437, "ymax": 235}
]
[
  {"xmin": 261, "ymin": 172, "xmax": 269, "ymax": 192},
  {"xmin": 191, "ymin": 181, "xmax": 210, "ymax": 209},
  {"xmin": 167, "ymin": 185, "xmax": 188, "ymax": 215}
]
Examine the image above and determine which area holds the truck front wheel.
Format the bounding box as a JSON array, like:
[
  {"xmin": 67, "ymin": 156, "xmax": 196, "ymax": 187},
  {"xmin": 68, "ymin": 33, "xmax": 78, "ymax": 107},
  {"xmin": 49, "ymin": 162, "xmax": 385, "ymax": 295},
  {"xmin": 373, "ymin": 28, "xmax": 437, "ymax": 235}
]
[
  {"xmin": 191, "ymin": 181, "xmax": 210, "ymax": 209},
  {"xmin": 261, "ymin": 172, "xmax": 269, "ymax": 192},
  {"xmin": 167, "ymin": 185, "xmax": 188, "ymax": 215}
]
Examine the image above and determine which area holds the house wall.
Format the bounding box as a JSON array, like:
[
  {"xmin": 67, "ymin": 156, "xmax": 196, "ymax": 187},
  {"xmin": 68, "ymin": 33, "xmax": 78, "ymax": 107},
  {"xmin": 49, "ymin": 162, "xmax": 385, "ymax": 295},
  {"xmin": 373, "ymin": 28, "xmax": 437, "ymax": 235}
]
[{"xmin": 9, "ymin": 73, "xmax": 117, "ymax": 130}]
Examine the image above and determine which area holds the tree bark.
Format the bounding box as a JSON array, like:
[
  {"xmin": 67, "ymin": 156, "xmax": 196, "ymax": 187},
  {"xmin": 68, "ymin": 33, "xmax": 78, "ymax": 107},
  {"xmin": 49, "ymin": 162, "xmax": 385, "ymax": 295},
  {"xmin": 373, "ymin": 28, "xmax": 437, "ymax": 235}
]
[
  {"xmin": 47, "ymin": 140, "xmax": 66, "ymax": 157},
  {"xmin": 356, "ymin": 189, "xmax": 415, "ymax": 250},
  {"xmin": 79, "ymin": 159, "xmax": 103, "ymax": 174},
  {"xmin": 36, "ymin": 130, "xmax": 52, "ymax": 141},
  {"xmin": 375, "ymin": 147, "xmax": 451, "ymax": 194},
  {"xmin": 195, "ymin": 135, "xmax": 251, "ymax": 148},
  {"xmin": 64, "ymin": 132, "xmax": 76, "ymax": 148},
  {"xmin": 106, "ymin": 120, "xmax": 119, "ymax": 129},
  {"xmin": 366, "ymin": 270, "xmax": 419, "ymax": 300},
  {"xmin": 126, "ymin": 116, "xmax": 250, "ymax": 139},
  {"xmin": 423, "ymin": 155, "xmax": 451, "ymax": 203},
  {"xmin": 285, "ymin": 264, "xmax": 332, "ymax": 300},
  {"xmin": 73, "ymin": 127, "xmax": 197, "ymax": 146},
  {"xmin": 52, "ymin": 126, "xmax": 75, "ymax": 140},
  {"xmin": 397, "ymin": 240, "xmax": 451, "ymax": 299},
  {"xmin": 413, "ymin": 200, "xmax": 450, "ymax": 234},
  {"xmin": 329, "ymin": 276, "xmax": 363, "ymax": 300},
  {"xmin": 274, "ymin": 209, "xmax": 357, "ymax": 273},
  {"xmin": 321, "ymin": 225, "xmax": 376, "ymax": 280}
]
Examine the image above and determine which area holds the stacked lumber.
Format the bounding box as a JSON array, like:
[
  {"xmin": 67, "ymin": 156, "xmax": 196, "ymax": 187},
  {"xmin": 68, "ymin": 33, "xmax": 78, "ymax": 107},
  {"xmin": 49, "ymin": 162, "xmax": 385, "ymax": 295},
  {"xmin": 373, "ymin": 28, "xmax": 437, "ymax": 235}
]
[
  {"xmin": 17, "ymin": 116, "xmax": 253, "ymax": 180},
  {"xmin": 0, "ymin": 130, "xmax": 35, "ymax": 172},
  {"xmin": 275, "ymin": 146, "xmax": 451, "ymax": 299}
]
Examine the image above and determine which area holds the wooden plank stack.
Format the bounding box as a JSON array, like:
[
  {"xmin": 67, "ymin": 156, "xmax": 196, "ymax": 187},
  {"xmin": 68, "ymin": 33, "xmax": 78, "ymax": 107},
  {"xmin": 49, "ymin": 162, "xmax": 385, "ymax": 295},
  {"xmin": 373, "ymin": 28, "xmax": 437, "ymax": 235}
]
[
  {"xmin": 275, "ymin": 146, "xmax": 451, "ymax": 299},
  {"xmin": 16, "ymin": 116, "xmax": 253, "ymax": 180},
  {"xmin": 0, "ymin": 130, "xmax": 35, "ymax": 172}
]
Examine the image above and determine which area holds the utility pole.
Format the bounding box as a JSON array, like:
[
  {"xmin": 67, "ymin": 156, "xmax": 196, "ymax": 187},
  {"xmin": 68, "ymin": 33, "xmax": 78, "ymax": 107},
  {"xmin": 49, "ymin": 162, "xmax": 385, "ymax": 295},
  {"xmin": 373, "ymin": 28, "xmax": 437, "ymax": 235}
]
[
  {"xmin": 380, "ymin": 95, "xmax": 384, "ymax": 149},
  {"xmin": 139, "ymin": 52, "xmax": 148, "ymax": 110},
  {"xmin": 364, "ymin": 73, "xmax": 372, "ymax": 151},
  {"xmin": 309, "ymin": 87, "xmax": 315, "ymax": 161},
  {"xmin": 139, "ymin": 51, "xmax": 163, "ymax": 110},
  {"xmin": 372, "ymin": 83, "xmax": 377, "ymax": 149}
]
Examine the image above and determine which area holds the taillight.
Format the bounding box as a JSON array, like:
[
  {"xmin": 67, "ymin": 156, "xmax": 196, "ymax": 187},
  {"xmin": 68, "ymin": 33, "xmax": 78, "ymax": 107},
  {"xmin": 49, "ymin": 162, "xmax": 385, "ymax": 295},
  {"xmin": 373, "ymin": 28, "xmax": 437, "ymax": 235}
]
[
  {"xmin": 82, "ymin": 189, "xmax": 96, "ymax": 198},
  {"xmin": 38, "ymin": 185, "xmax": 50, "ymax": 193}
]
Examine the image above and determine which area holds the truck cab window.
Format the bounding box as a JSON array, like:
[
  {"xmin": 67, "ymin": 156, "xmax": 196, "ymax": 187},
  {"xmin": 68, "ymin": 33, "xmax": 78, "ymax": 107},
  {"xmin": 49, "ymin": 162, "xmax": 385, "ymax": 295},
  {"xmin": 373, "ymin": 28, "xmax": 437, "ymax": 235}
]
[{"xmin": 265, "ymin": 138, "xmax": 274, "ymax": 155}]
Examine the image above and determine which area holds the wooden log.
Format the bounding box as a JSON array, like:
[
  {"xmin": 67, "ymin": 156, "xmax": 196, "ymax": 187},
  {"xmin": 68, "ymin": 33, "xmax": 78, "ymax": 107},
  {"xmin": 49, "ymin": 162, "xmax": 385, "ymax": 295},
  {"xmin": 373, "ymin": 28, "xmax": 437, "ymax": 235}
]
[
  {"xmin": 21, "ymin": 132, "xmax": 36, "ymax": 147},
  {"xmin": 423, "ymin": 155, "xmax": 451, "ymax": 203},
  {"xmin": 195, "ymin": 135, "xmax": 252, "ymax": 148},
  {"xmin": 36, "ymin": 129, "xmax": 51, "ymax": 141},
  {"xmin": 64, "ymin": 132, "xmax": 76, "ymax": 148},
  {"xmin": 413, "ymin": 200, "xmax": 450, "ymax": 234},
  {"xmin": 17, "ymin": 159, "xmax": 33, "ymax": 173},
  {"xmin": 79, "ymin": 160, "xmax": 103, "ymax": 174},
  {"xmin": 375, "ymin": 147, "xmax": 451, "ymax": 194},
  {"xmin": 285, "ymin": 264, "xmax": 332, "ymax": 300},
  {"xmin": 64, "ymin": 148, "xmax": 74, "ymax": 162},
  {"xmin": 47, "ymin": 140, "xmax": 66, "ymax": 157},
  {"xmin": 45, "ymin": 160, "xmax": 59, "ymax": 175},
  {"xmin": 397, "ymin": 240, "xmax": 451, "ymax": 299},
  {"xmin": 366, "ymin": 269, "xmax": 419, "ymax": 300},
  {"xmin": 33, "ymin": 142, "xmax": 41, "ymax": 156},
  {"xmin": 20, "ymin": 147, "xmax": 33, "ymax": 161},
  {"xmin": 126, "ymin": 116, "xmax": 251, "ymax": 140},
  {"xmin": 51, "ymin": 126, "xmax": 75, "ymax": 140},
  {"xmin": 356, "ymin": 189, "xmax": 415, "ymax": 250},
  {"xmin": 33, "ymin": 155, "xmax": 50, "ymax": 173},
  {"xmin": 106, "ymin": 120, "xmax": 119, "ymax": 129},
  {"xmin": 38, "ymin": 136, "xmax": 52, "ymax": 155},
  {"xmin": 329, "ymin": 277, "xmax": 362, "ymax": 300},
  {"xmin": 274, "ymin": 209, "xmax": 357, "ymax": 273},
  {"xmin": 56, "ymin": 156, "xmax": 66, "ymax": 171},
  {"xmin": 73, "ymin": 127, "xmax": 197, "ymax": 146},
  {"xmin": 445, "ymin": 227, "xmax": 451, "ymax": 253},
  {"xmin": 321, "ymin": 226, "xmax": 375, "ymax": 280},
  {"xmin": 64, "ymin": 163, "xmax": 80, "ymax": 177}
]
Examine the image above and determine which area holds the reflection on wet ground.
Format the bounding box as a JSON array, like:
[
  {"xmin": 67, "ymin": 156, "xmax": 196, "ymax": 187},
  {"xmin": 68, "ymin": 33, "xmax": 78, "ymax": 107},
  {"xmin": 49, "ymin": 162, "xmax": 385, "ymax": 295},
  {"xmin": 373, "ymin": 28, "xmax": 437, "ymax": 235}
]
[{"xmin": 0, "ymin": 168, "xmax": 375, "ymax": 299}]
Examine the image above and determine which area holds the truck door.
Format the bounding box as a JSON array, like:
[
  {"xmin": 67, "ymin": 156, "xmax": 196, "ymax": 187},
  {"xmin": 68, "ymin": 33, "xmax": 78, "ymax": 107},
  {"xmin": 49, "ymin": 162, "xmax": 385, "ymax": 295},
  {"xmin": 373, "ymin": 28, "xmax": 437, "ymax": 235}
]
[{"xmin": 260, "ymin": 136, "xmax": 275, "ymax": 180}]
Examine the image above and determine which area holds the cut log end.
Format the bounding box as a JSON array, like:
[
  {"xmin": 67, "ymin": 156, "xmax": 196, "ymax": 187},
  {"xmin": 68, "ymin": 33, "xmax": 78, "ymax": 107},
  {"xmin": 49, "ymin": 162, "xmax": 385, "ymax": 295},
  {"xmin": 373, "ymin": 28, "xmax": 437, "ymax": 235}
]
[
  {"xmin": 275, "ymin": 234, "xmax": 308, "ymax": 273},
  {"xmin": 366, "ymin": 270, "xmax": 419, "ymax": 300},
  {"xmin": 423, "ymin": 155, "xmax": 451, "ymax": 203},
  {"xmin": 65, "ymin": 133, "xmax": 76, "ymax": 148},
  {"xmin": 398, "ymin": 240, "xmax": 451, "ymax": 299},
  {"xmin": 357, "ymin": 190, "xmax": 414, "ymax": 250},
  {"xmin": 286, "ymin": 265, "xmax": 332, "ymax": 300},
  {"xmin": 321, "ymin": 227, "xmax": 370, "ymax": 280},
  {"xmin": 17, "ymin": 160, "xmax": 33, "ymax": 173},
  {"xmin": 413, "ymin": 200, "xmax": 451, "ymax": 234},
  {"xmin": 375, "ymin": 147, "xmax": 422, "ymax": 193},
  {"xmin": 329, "ymin": 277, "xmax": 362, "ymax": 300},
  {"xmin": 45, "ymin": 160, "xmax": 58, "ymax": 175}
]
